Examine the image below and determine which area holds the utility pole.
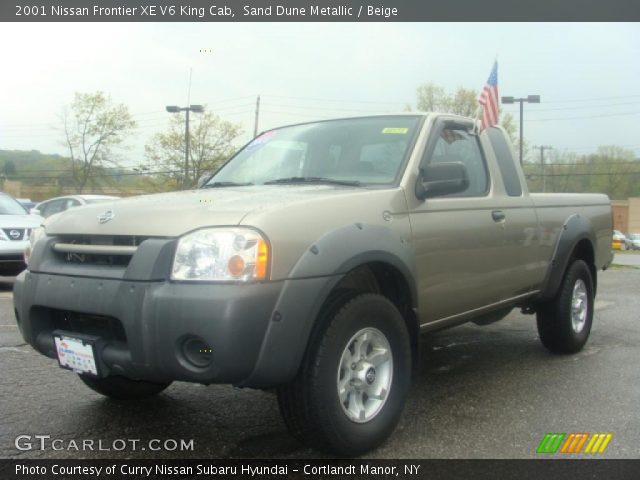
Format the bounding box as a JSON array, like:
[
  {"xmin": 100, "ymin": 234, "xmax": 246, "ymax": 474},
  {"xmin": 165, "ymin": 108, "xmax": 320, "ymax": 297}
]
[
  {"xmin": 253, "ymin": 95, "xmax": 260, "ymax": 138},
  {"xmin": 537, "ymin": 145, "xmax": 553, "ymax": 192}
]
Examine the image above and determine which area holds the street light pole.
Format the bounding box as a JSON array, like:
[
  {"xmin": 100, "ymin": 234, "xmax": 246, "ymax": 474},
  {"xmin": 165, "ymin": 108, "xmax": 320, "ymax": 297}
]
[
  {"xmin": 185, "ymin": 108, "xmax": 190, "ymax": 188},
  {"xmin": 166, "ymin": 104, "xmax": 205, "ymax": 189},
  {"xmin": 518, "ymin": 100, "xmax": 524, "ymax": 168},
  {"xmin": 501, "ymin": 95, "xmax": 540, "ymax": 165}
]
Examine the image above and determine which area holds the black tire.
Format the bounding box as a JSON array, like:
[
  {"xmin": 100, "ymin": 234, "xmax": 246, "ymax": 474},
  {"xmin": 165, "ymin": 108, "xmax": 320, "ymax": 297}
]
[
  {"xmin": 536, "ymin": 259, "xmax": 594, "ymax": 354},
  {"xmin": 277, "ymin": 293, "xmax": 412, "ymax": 456},
  {"xmin": 79, "ymin": 375, "xmax": 171, "ymax": 400}
]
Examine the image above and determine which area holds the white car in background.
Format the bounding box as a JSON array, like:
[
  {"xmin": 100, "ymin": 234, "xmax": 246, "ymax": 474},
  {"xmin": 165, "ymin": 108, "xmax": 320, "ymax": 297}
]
[
  {"xmin": 627, "ymin": 233, "xmax": 640, "ymax": 250},
  {"xmin": 0, "ymin": 192, "xmax": 44, "ymax": 275},
  {"xmin": 32, "ymin": 194, "xmax": 119, "ymax": 219}
]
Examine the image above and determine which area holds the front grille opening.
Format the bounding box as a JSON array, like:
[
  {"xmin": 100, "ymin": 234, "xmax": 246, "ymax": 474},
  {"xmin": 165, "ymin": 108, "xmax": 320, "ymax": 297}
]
[
  {"xmin": 60, "ymin": 252, "xmax": 132, "ymax": 266},
  {"xmin": 53, "ymin": 235, "xmax": 149, "ymax": 267},
  {"xmin": 50, "ymin": 309, "xmax": 127, "ymax": 343},
  {"xmin": 57, "ymin": 235, "xmax": 149, "ymax": 247}
]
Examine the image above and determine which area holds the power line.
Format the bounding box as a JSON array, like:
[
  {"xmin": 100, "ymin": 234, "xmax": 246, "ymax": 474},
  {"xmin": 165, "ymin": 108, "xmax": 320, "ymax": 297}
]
[
  {"xmin": 262, "ymin": 94, "xmax": 406, "ymax": 106},
  {"xmin": 527, "ymin": 111, "xmax": 640, "ymax": 122},
  {"xmin": 538, "ymin": 94, "xmax": 640, "ymax": 104},
  {"xmin": 264, "ymin": 102, "xmax": 388, "ymax": 113},
  {"xmin": 503, "ymin": 101, "xmax": 640, "ymax": 113}
]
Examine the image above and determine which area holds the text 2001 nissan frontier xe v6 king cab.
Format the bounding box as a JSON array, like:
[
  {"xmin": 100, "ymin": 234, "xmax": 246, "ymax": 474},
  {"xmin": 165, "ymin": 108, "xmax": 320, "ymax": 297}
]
[{"xmin": 14, "ymin": 114, "xmax": 613, "ymax": 456}]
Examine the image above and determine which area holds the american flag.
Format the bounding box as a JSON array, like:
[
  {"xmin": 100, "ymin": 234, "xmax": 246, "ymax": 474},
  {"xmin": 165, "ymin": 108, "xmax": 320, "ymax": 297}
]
[{"xmin": 477, "ymin": 62, "xmax": 499, "ymax": 131}]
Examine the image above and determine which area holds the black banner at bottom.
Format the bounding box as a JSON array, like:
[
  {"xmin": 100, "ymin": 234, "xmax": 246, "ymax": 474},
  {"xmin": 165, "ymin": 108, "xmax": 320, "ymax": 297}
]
[{"xmin": 2, "ymin": 459, "xmax": 640, "ymax": 480}]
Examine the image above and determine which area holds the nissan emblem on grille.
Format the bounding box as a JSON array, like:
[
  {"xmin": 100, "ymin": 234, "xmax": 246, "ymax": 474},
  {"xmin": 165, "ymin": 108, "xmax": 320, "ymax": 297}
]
[
  {"xmin": 97, "ymin": 211, "xmax": 115, "ymax": 224},
  {"xmin": 9, "ymin": 230, "xmax": 21, "ymax": 239}
]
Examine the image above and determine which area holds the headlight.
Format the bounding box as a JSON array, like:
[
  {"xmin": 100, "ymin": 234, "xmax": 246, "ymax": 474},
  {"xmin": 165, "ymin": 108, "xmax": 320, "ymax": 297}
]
[
  {"xmin": 24, "ymin": 227, "xmax": 45, "ymax": 266},
  {"xmin": 171, "ymin": 228, "xmax": 269, "ymax": 282}
]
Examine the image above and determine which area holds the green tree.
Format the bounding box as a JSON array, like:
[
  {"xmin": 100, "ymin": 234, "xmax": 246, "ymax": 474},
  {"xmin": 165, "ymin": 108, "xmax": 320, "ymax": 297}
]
[
  {"xmin": 416, "ymin": 83, "xmax": 451, "ymax": 112},
  {"xmin": 61, "ymin": 92, "xmax": 136, "ymax": 193},
  {"xmin": 522, "ymin": 146, "xmax": 640, "ymax": 198},
  {"xmin": 145, "ymin": 111, "xmax": 242, "ymax": 189},
  {"xmin": 1, "ymin": 159, "xmax": 16, "ymax": 177},
  {"xmin": 586, "ymin": 146, "xmax": 638, "ymax": 199}
]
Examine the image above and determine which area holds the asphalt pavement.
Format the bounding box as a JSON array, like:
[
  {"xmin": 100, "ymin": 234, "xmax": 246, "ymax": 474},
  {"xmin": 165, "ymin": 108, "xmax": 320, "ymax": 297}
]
[
  {"xmin": 613, "ymin": 252, "xmax": 640, "ymax": 267},
  {"xmin": 0, "ymin": 268, "xmax": 639, "ymax": 459}
]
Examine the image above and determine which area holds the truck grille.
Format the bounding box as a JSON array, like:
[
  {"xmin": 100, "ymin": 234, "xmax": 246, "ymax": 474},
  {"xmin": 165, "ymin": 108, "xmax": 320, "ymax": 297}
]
[
  {"xmin": 3, "ymin": 228, "xmax": 29, "ymax": 241},
  {"xmin": 52, "ymin": 235, "xmax": 149, "ymax": 267}
]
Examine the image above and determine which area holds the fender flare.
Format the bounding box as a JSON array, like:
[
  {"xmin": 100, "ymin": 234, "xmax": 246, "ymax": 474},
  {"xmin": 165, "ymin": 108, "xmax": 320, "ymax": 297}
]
[
  {"xmin": 538, "ymin": 214, "xmax": 597, "ymax": 301},
  {"xmin": 239, "ymin": 223, "xmax": 418, "ymax": 388}
]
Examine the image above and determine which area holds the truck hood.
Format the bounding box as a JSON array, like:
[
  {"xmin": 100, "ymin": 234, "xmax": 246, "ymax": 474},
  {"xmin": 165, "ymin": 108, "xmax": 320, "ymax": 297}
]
[{"xmin": 44, "ymin": 186, "xmax": 361, "ymax": 237}]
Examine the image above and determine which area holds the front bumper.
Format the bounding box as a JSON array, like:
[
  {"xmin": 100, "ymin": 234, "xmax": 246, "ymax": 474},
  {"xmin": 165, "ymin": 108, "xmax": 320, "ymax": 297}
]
[
  {"xmin": 0, "ymin": 240, "xmax": 27, "ymax": 260},
  {"xmin": 13, "ymin": 270, "xmax": 287, "ymax": 386}
]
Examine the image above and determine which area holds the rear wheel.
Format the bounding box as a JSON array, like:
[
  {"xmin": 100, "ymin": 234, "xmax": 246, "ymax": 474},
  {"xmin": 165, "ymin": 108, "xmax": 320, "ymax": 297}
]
[
  {"xmin": 277, "ymin": 293, "xmax": 412, "ymax": 456},
  {"xmin": 537, "ymin": 259, "xmax": 594, "ymax": 354},
  {"xmin": 79, "ymin": 375, "xmax": 171, "ymax": 400}
]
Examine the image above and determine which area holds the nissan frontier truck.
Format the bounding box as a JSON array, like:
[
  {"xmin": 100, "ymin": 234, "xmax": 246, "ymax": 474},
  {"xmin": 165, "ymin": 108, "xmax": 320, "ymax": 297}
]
[{"xmin": 14, "ymin": 113, "xmax": 613, "ymax": 455}]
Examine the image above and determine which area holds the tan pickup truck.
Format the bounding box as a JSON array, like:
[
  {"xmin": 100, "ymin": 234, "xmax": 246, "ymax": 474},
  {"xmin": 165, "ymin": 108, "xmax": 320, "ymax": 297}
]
[{"xmin": 15, "ymin": 113, "xmax": 613, "ymax": 456}]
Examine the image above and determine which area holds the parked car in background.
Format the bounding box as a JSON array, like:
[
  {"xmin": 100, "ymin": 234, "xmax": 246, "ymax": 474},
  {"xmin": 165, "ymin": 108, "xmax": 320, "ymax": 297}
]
[
  {"xmin": 0, "ymin": 192, "xmax": 43, "ymax": 276},
  {"xmin": 17, "ymin": 198, "xmax": 37, "ymax": 210},
  {"xmin": 626, "ymin": 233, "xmax": 640, "ymax": 250},
  {"xmin": 612, "ymin": 230, "xmax": 627, "ymax": 250},
  {"xmin": 32, "ymin": 195, "xmax": 119, "ymax": 219}
]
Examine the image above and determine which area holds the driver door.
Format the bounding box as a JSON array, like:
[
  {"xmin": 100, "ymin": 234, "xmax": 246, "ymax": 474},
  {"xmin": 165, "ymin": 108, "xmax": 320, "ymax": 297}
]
[{"xmin": 408, "ymin": 120, "xmax": 509, "ymax": 326}]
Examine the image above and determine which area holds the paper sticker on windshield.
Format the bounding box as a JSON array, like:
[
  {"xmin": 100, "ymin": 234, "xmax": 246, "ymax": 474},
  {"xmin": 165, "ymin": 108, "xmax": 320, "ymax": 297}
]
[
  {"xmin": 246, "ymin": 131, "xmax": 276, "ymax": 151},
  {"xmin": 382, "ymin": 127, "xmax": 409, "ymax": 134}
]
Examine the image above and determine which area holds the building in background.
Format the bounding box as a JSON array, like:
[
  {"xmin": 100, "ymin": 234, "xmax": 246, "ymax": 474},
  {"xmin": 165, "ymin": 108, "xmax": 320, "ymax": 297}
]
[{"xmin": 612, "ymin": 198, "xmax": 640, "ymax": 234}]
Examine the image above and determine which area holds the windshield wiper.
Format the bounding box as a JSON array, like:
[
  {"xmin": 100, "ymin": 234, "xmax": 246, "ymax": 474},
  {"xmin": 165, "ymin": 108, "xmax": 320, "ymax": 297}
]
[
  {"xmin": 263, "ymin": 176, "xmax": 361, "ymax": 187},
  {"xmin": 202, "ymin": 181, "xmax": 254, "ymax": 188}
]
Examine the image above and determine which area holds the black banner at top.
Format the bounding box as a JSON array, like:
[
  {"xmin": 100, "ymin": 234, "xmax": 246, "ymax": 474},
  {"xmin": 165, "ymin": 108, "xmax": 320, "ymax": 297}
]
[{"xmin": 3, "ymin": 0, "xmax": 640, "ymax": 22}]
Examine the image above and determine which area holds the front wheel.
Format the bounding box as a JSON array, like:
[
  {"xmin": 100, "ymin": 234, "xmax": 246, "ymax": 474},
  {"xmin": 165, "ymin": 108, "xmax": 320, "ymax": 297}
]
[
  {"xmin": 536, "ymin": 259, "xmax": 594, "ymax": 354},
  {"xmin": 79, "ymin": 375, "xmax": 171, "ymax": 400},
  {"xmin": 277, "ymin": 293, "xmax": 412, "ymax": 456}
]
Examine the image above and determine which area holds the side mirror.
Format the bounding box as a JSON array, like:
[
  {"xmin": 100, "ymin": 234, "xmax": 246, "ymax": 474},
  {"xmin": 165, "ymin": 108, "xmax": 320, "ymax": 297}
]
[
  {"xmin": 197, "ymin": 172, "xmax": 212, "ymax": 188},
  {"xmin": 415, "ymin": 162, "xmax": 469, "ymax": 200},
  {"xmin": 30, "ymin": 208, "xmax": 41, "ymax": 216}
]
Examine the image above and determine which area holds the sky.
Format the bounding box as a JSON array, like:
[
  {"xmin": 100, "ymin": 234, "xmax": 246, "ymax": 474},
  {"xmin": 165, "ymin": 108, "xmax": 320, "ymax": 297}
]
[{"xmin": 1, "ymin": 22, "xmax": 639, "ymax": 166}]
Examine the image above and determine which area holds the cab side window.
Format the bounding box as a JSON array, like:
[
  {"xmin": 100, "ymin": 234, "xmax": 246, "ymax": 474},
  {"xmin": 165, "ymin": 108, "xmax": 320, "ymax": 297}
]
[{"xmin": 427, "ymin": 128, "xmax": 489, "ymax": 197}]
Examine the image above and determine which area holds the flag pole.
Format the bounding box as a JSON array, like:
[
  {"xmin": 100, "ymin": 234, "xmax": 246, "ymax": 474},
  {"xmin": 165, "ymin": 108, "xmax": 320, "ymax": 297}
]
[{"xmin": 471, "ymin": 105, "xmax": 483, "ymax": 135}]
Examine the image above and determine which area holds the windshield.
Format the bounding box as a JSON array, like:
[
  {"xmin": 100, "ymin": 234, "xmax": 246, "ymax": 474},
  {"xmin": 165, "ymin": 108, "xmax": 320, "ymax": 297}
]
[
  {"xmin": 0, "ymin": 195, "xmax": 28, "ymax": 215},
  {"xmin": 630, "ymin": 234, "xmax": 640, "ymax": 240},
  {"xmin": 207, "ymin": 116, "xmax": 421, "ymax": 187}
]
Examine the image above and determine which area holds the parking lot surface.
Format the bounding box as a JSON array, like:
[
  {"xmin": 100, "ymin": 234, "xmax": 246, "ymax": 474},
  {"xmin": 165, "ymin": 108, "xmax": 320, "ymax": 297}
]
[{"xmin": 1, "ymin": 268, "xmax": 639, "ymax": 459}]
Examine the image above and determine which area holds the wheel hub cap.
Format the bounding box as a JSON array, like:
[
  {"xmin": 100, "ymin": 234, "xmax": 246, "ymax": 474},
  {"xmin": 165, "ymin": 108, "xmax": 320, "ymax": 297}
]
[
  {"xmin": 571, "ymin": 279, "xmax": 588, "ymax": 333},
  {"xmin": 365, "ymin": 367, "xmax": 376, "ymax": 385},
  {"xmin": 337, "ymin": 327, "xmax": 393, "ymax": 423}
]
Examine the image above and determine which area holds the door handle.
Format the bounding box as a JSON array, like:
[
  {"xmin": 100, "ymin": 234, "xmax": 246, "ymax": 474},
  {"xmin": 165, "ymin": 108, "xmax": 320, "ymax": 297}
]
[{"xmin": 492, "ymin": 210, "xmax": 506, "ymax": 222}]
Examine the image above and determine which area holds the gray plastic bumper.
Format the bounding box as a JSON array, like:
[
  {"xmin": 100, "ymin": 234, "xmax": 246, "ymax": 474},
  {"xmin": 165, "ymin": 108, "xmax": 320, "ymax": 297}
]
[{"xmin": 13, "ymin": 270, "xmax": 338, "ymax": 388}]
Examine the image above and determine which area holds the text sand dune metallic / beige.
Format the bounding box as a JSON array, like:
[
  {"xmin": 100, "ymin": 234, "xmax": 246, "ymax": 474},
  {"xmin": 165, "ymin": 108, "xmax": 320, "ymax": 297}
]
[{"xmin": 13, "ymin": 113, "xmax": 613, "ymax": 456}]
